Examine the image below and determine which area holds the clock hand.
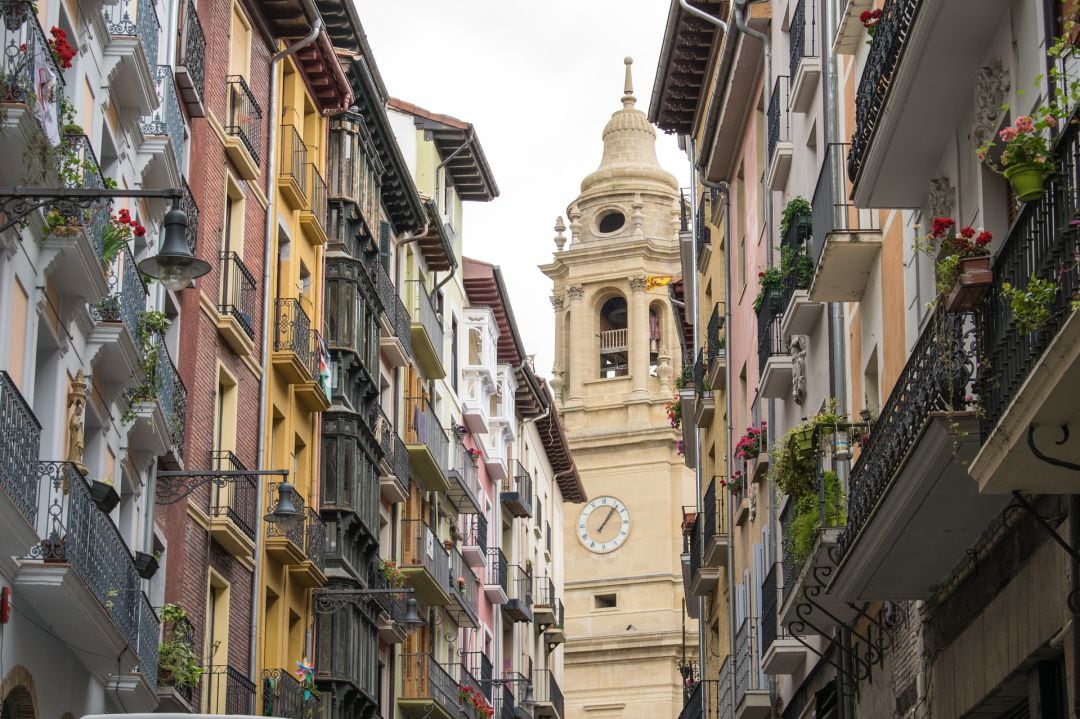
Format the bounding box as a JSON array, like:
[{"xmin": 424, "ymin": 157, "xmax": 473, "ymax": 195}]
[{"xmin": 597, "ymin": 505, "xmax": 618, "ymax": 533}]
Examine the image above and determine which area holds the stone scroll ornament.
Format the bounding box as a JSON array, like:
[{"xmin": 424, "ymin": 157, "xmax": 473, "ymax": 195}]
[
  {"xmin": 971, "ymin": 61, "xmax": 1010, "ymax": 148},
  {"xmin": 928, "ymin": 176, "xmax": 955, "ymax": 221}
]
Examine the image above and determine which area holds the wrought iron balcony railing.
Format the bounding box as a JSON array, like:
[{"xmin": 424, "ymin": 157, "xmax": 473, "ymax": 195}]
[
  {"xmin": 140, "ymin": 65, "xmax": 183, "ymax": 164},
  {"xmin": 462, "ymin": 512, "xmax": 488, "ymax": 557},
  {"xmin": 402, "ymin": 518, "xmax": 449, "ymax": 585},
  {"xmin": 374, "ymin": 260, "xmax": 413, "ymax": 353},
  {"xmin": 180, "ymin": 175, "xmax": 199, "ymax": 252},
  {"xmin": 219, "ymin": 250, "xmax": 257, "ymax": 340},
  {"xmin": 136, "ymin": 594, "xmax": 159, "ymax": 690},
  {"xmin": 145, "ymin": 332, "xmax": 187, "ymax": 456},
  {"xmin": 779, "ymin": 214, "xmax": 813, "ymax": 318},
  {"xmin": 695, "ymin": 194, "xmax": 711, "ymax": 258},
  {"xmin": 508, "ymin": 563, "xmax": 532, "ymax": 604},
  {"xmin": 810, "ymin": 142, "xmax": 879, "ymax": 266},
  {"xmin": 463, "ymin": 651, "xmax": 494, "ymax": 698},
  {"xmin": 208, "ymin": 451, "xmax": 257, "ymax": 541},
  {"xmin": 689, "ymin": 512, "xmax": 703, "ymax": 579},
  {"xmin": 0, "ymin": 1, "xmax": 65, "ymax": 136},
  {"xmin": 29, "ymin": 462, "xmax": 156, "ymax": 670},
  {"xmin": 400, "ymin": 653, "xmax": 458, "ymax": 712},
  {"xmin": 225, "ymin": 75, "xmax": 262, "ymax": 165},
  {"xmin": 767, "ymin": 76, "xmax": 790, "ymax": 164},
  {"xmin": 502, "ymin": 459, "xmax": 532, "ymax": 517},
  {"xmin": 369, "ymin": 563, "xmax": 417, "ymax": 629},
  {"xmin": 756, "ymin": 301, "xmax": 787, "ymax": 373},
  {"xmin": 405, "ymin": 394, "xmax": 451, "ymax": 477},
  {"xmin": 847, "ymin": 0, "xmax": 921, "ymax": 183},
  {"xmin": 452, "ymin": 657, "xmax": 485, "ymax": 704},
  {"xmin": 534, "ymin": 575, "xmax": 556, "ymax": 608},
  {"xmin": 448, "ymin": 431, "xmax": 482, "ymax": 510},
  {"xmin": 534, "ymin": 669, "xmax": 564, "ymax": 717},
  {"xmin": 175, "ymin": 0, "xmax": 205, "ymax": 111},
  {"xmin": 718, "ymin": 657, "xmax": 733, "ymax": 719},
  {"xmin": 448, "ymin": 543, "xmax": 479, "ymax": 621},
  {"xmin": 306, "ymin": 163, "xmax": 327, "ymax": 231},
  {"xmin": 702, "ymin": 477, "xmax": 726, "ymax": 543},
  {"xmin": 92, "ymin": 244, "xmax": 147, "ymax": 345},
  {"xmin": 486, "ymin": 547, "xmax": 507, "ymax": 592},
  {"xmin": 280, "ymin": 125, "xmax": 308, "ymax": 196},
  {"xmin": 788, "ymin": 0, "xmax": 817, "ymax": 80},
  {"xmin": 707, "ymin": 303, "xmax": 725, "ymax": 358},
  {"xmin": 191, "ymin": 664, "xmax": 256, "ymax": 715},
  {"xmin": 0, "ymin": 371, "xmax": 40, "ymax": 526},
  {"xmin": 980, "ymin": 106, "xmax": 1080, "ymax": 438},
  {"xmin": 837, "ymin": 307, "xmax": 975, "ymax": 563},
  {"xmin": 678, "ymin": 679, "xmax": 720, "ymax": 719},
  {"xmin": 734, "ymin": 618, "xmax": 763, "ymax": 705},
  {"xmin": 760, "ymin": 563, "xmax": 780, "ymax": 652},
  {"xmin": 102, "ymin": 0, "xmax": 160, "ymax": 70},
  {"xmin": 261, "ymin": 667, "xmax": 320, "ymax": 719},
  {"xmin": 304, "ymin": 506, "xmax": 326, "ymax": 571},
  {"xmin": 376, "ymin": 406, "xmax": 410, "ymax": 498},
  {"xmin": 274, "ymin": 298, "xmax": 314, "ymax": 375},
  {"xmin": 407, "ymin": 279, "xmax": 444, "ymax": 359}
]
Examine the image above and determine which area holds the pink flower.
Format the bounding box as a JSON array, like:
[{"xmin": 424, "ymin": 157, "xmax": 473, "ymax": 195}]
[
  {"xmin": 999, "ymin": 126, "xmax": 1018, "ymax": 142},
  {"xmin": 1045, "ymin": 114, "xmax": 1058, "ymax": 128},
  {"xmin": 1016, "ymin": 115, "xmax": 1035, "ymax": 133}
]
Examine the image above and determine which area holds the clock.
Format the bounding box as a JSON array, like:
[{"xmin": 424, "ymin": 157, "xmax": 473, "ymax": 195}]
[{"xmin": 577, "ymin": 496, "xmax": 631, "ymax": 553}]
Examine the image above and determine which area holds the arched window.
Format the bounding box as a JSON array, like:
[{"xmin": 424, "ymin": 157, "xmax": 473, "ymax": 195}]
[{"xmin": 599, "ymin": 296, "xmax": 628, "ymax": 378}]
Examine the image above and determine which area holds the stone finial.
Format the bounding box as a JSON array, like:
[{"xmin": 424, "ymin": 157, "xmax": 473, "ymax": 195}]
[
  {"xmin": 623, "ymin": 56, "xmax": 636, "ymax": 108},
  {"xmin": 554, "ymin": 216, "xmax": 567, "ymax": 251}
]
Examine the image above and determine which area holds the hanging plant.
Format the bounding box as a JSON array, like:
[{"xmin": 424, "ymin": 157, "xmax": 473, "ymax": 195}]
[
  {"xmin": 789, "ymin": 471, "xmax": 846, "ymax": 566},
  {"xmin": 779, "ymin": 196, "xmax": 812, "ymax": 237},
  {"xmin": 752, "ymin": 267, "xmax": 783, "ymax": 313},
  {"xmin": 666, "ymin": 395, "xmax": 682, "ymax": 429},
  {"xmin": 1002, "ymin": 276, "xmax": 1059, "ymax": 334}
]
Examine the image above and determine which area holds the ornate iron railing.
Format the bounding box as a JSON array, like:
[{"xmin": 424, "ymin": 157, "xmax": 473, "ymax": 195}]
[
  {"xmin": 208, "ymin": 451, "xmax": 257, "ymax": 541},
  {"xmin": 462, "ymin": 512, "xmax": 487, "ymax": 557},
  {"xmin": 788, "ymin": 0, "xmax": 816, "ymax": 80},
  {"xmin": 141, "ymin": 65, "xmax": 183, "ymax": 165},
  {"xmin": 401, "ymin": 653, "xmax": 458, "ymax": 711},
  {"xmin": 693, "ymin": 347, "xmax": 708, "ymax": 394},
  {"xmin": 406, "ymin": 279, "xmax": 443, "ymax": 359},
  {"xmin": 448, "ymin": 544, "xmax": 479, "ymax": 622},
  {"xmin": 176, "ymin": 0, "xmax": 205, "ymax": 107},
  {"xmin": 279, "ymin": 124, "xmax": 307, "ymax": 197},
  {"xmin": 534, "ymin": 669, "xmax": 564, "ymax": 717},
  {"xmin": 779, "ymin": 210, "xmax": 812, "ymax": 318},
  {"xmin": 0, "ymin": 371, "xmax": 40, "ymax": 525},
  {"xmin": 0, "ymin": 1, "xmax": 65, "ymax": 137},
  {"xmin": 304, "ymin": 506, "xmax": 325, "ymax": 571},
  {"xmin": 838, "ymin": 308, "xmax": 976, "ymax": 562},
  {"xmin": 402, "ymin": 518, "xmax": 449, "ymax": 586},
  {"xmin": 780, "ymin": 497, "xmax": 798, "ymax": 606},
  {"xmin": 225, "ymin": 75, "xmax": 262, "ymax": 165},
  {"xmin": 485, "ymin": 547, "xmax": 507, "ymax": 592},
  {"xmin": 405, "ymin": 395, "xmax": 450, "ymax": 477},
  {"xmin": 102, "ymin": 0, "xmax": 160, "ymax": 70},
  {"xmin": 148, "ymin": 333, "xmax": 187, "ymax": 455},
  {"xmin": 463, "ymin": 651, "xmax": 494, "ymax": 698},
  {"xmin": 261, "ymin": 667, "xmax": 320, "ymax": 719},
  {"xmin": 274, "ymin": 298, "xmax": 313, "ymax": 377},
  {"xmin": 453, "ymin": 657, "xmax": 485, "ymax": 706},
  {"xmin": 767, "ymin": 76, "xmax": 790, "ymax": 165},
  {"xmin": 265, "ymin": 480, "xmax": 308, "ymax": 550},
  {"xmin": 689, "ymin": 512, "xmax": 703, "ymax": 580},
  {"xmin": 376, "ymin": 405, "xmax": 409, "ymax": 498},
  {"xmin": 760, "ymin": 563, "xmax": 780, "ymax": 651},
  {"xmin": 219, "ymin": 250, "xmax": 257, "ymax": 340},
  {"xmin": 679, "ymin": 679, "xmax": 720, "ymax": 719},
  {"xmin": 136, "ymin": 593, "xmax": 159, "ymax": 690},
  {"xmin": 180, "ymin": 175, "xmax": 199, "ymax": 253},
  {"xmin": 707, "ymin": 303, "xmax": 725, "ymax": 357},
  {"xmin": 980, "ymin": 107, "xmax": 1080, "ymax": 438},
  {"xmin": 93, "ymin": 246, "xmax": 148, "ymax": 344},
  {"xmin": 847, "ymin": 0, "xmax": 921, "ymax": 183},
  {"xmin": 369, "ymin": 563, "xmax": 415, "ymax": 628},
  {"xmin": 756, "ymin": 301, "xmax": 786, "ymax": 373},
  {"xmin": 192, "ymin": 664, "xmax": 256, "ymax": 715},
  {"xmin": 306, "ymin": 163, "xmax": 327, "ymax": 232},
  {"xmin": 29, "ymin": 462, "xmax": 146, "ymax": 657}
]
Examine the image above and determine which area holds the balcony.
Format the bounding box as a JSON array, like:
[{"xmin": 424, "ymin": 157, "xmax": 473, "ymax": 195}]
[
  {"xmin": 401, "ymin": 519, "xmax": 451, "ymax": 606},
  {"xmin": 375, "ymin": 261, "xmax": 412, "ymax": 367},
  {"xmin": 180, "ymin": 176, "xmax": 200, "ymax": 253},
  {"xmin": 463, "ymin": 652, "xmax": 494, "ymax": 699},
  {"xmin": 0, "ymin": 3, "xmax": 65, "ymax": 181},
  {"xmin": 461, "ymin": 307, "xmax": 499, "ymax": 433},
  {"xmin": 679, "ymin": 679, "xmax": 721, "ymax": 719},
  {"xmin": 299, "ymin": 163, "xmax": 328, "ymax": 245},
  {"xmin": 830, "ymin": 308, "xmax": 1007, "ymax": 601},
  {"xmin": 265, "ymin": 486, "xmax": 326, "ymax": 587},
  {"xmin": 483, "ymin": 366, "xmax": 518, "ymax": 480},
  {"xmin": 404, "ymin": 396, "xmax": 451, "ymax": 492},
  {"xmin": 687, "ymin": 513, "xmax": 718, "ymax": 598},
  {"xmin": 533, "ymin": 669, "xmax": 564, "ymax": 719},
  {"xmin": 261, "ymin": 667, "xmax": 320, "ymax": 719},
  {"xmin": 692, "ymin": 348, "xmax": 715, "ymax": 427},
  {"xmin": 89, "ymin": 245, "xmax": 146, "ymax": 387},
  {"xmin": 173, "ymin": 0, "xmax": 205, "ymax": 116},
  {"xmin": 760, "ymin": 562, "xmax": 807, "ymax": 676},
  {"xmin": 407, "ymin": 279, "xmax": 446, "ymax": 380},
  {"xmin": 766, "ymin": 76, "xmax": 792, "ymax": 190},
  {"xmin": 224, "ymin": 75, "xmax": 262, "ymax": 179},
  {"xmin": 399, "ymin": 653, "xmax": 460, "ymax": 719},
  {"xmin": 17, "ymin": 462, "xmax": 159, "ymax": 684},
  {"xmin": 544, "ymin": 598, "xmax": 566, "ymax": 647},
  {"xmin": 207, "ymin": 451, "xmax": 257, "ymax": 558},
  {"xmin": 315, "ymin": 592, "xmax": 380, "ymax": 691},
  {"xmin": 186, "ymin": 665, "xmax": 256, "ymax": 715},
  {"xmin": 501, "ymin": 460, "xmax": 532, "ymax": 519},
  {"xmin": 370, "ymin": 566, "xmax": 420, "ymax": 644},
  {"xmin": 971, "ymin": 110, "xmax": 1080, "ymax": 494},
  {"xmin": 217, "ymin": 250, "xmax": 258, "ymax": 355},
  {"xmin": 778, "ymin": 210, "xmax": 821, "ymax": 338},
  {"xmin": 733, "ymin": 619, "xmax": 769, "ymax": 718},
  {"xmin": 324, "ymin": 257, "xmax": 380, "ymax": 380},
  {"xmin": 533, "ymin": 575, "xmax": 557, "ymax": 625},
  {"xmin": 834, "ymin": 0, "xmax": 878, "ymax": 54},
  {"xmin": 484, "ymin": 547, "xmax": 509, "ymax": 604},
  {"xmin": 702, "ymin": 477, "xmax": 729, "ymax": 568},
  {"xmin": 718, "ymin": 658, "xmax": 734, "ymax": 719},
  {"xmin": 101, "ymin": 0, "xmax": 160, "ymax": 116},
  {"xmin": 321, "ymin": 412, "xmax": 380, "ymax": 539},
  {"xmin": 128, "ymin": 332, "xmax": 187, "ymax": 466},
  {"xmin": 278, "ymin": 124, "xmax": 309, "ymax": 210},
  {"xmin": 0, "ymin": 372, "xmax": 42, "ymax": 571},
  {"xmin": 705, "ymin": 304, "xmax": 726, "ymax": 391},
  {"xmin": 503, "ymin": 564, "xmax": 533, "ymax": 623},
  {"xmin": 808, "ymin": 143, "xmax": 881, "ymax": 302},
  {"xmin": 272, "ymin": 297, "xmax": 315, "ymax": 384},
  {"xmin": 447, "ymin": 434, "xmax": 483, "ymax": 515},
  {"xmin": 137, "ymin": 65, "xmax": 183, "ymax": 189},
  {"xmin": 695, "ymin": 195, "xmax": 712, "ymax": 272},
  {"xmin": 461, "ymin": 513, "xmax": 488, "ymax": 569},
  {"xmin": 376, "ymin": 407, "xmax": 409, "ymax": 503},
  {"xmin": 847, "ymin": 0, "xmax": 1010, "ymax": 207},
  {"xmin": 756, "ymin": 302, "xmax": 791, "ymax": 399},
  {"xmin": 787, "ymin": 0, "xmax": 819, "ymax": 113},
  {"xmin": 447, "ymin": 545, "xmax": 480, "ymax": 628}
]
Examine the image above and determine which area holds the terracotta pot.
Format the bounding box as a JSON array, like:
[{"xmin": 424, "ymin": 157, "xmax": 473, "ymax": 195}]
[{"xmin": 945, "ymin": 256, "xmax": 993, "ymax": 312}]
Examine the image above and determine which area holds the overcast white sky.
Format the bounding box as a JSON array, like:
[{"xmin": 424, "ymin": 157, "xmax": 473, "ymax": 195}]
[{"xmin": 356, "ymin": 0, "xmax": 690, "ymax": 376}]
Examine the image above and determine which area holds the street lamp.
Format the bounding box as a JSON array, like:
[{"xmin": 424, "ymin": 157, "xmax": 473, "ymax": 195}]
[
  {"xmin": 137, "ymin": 204, "xmax": 211, "ymax": 290},
  {"xmin": 263, "ymin": 480, "xmax": 301, "ymax": 524},
  {"xmin": 156, "ymin": 469, "xmax": 298, "ymax": 525},
  {"xmin": 482, "ymin": 674, "xmax": 535, "ymax": 710},
  {"xmin": 312, "ymin": 588, "xmax": 426, "ymax": 635}
]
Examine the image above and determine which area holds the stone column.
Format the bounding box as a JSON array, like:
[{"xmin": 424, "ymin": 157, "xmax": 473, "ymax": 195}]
[
  {"xmin": 629, "ymin": 275, "xmax": 648, "ymax": 399},
  {"xmin": 565, "ymin": 284, "xmax": 585, "ymax": 404}
]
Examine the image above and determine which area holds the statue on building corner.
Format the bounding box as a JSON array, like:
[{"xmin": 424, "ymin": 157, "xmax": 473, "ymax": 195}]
[
  {"xmin": 67, "ymin": 369, "xmax": 88, "ymax": 476},
  {"xmin": 791, "ymin": 335, "xmax": 808, "ymax": 406}
]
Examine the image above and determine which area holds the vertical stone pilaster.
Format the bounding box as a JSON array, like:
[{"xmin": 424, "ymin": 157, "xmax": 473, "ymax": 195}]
[{"xmin": 629, "ymin": 275, "xmax": 648, "ymax": 399}]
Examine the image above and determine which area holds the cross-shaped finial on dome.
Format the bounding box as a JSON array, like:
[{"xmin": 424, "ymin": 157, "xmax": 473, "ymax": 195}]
[{"xmin": 623, "ymin": 56, "xmax": 636, "ymax": 108}]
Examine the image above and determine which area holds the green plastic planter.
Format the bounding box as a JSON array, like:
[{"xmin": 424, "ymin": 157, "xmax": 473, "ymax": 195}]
[{"xmin": 1003, "ymin": 162, "xmax": 1047, "ymax": 202}]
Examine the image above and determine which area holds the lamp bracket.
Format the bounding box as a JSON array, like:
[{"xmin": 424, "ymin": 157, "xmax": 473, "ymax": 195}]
[
  {"xmin": 312, "ymin": 587, "xmax": 415, "ymax": 614},
  {"xmin": 0, "ymin": 188, "xmax": 182, "ymax": 234},
  {"xmin": 155, "ymin": 469, "xmax": 289, "ymax": 504}
]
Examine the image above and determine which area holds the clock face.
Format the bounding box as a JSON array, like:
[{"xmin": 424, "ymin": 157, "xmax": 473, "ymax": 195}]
[{"xmin": 577, "ymin": 496, "xmax": 631, "ymax": 553}]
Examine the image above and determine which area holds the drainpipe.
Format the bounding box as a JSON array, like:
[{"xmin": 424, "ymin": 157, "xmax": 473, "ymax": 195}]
[
  {"xmin": 251, "ymin": 1, "xmax": 324, "ymax": 681},
  {"xmin": 679, "ymin": 0, "xmax": 729, "ymax": 33}
]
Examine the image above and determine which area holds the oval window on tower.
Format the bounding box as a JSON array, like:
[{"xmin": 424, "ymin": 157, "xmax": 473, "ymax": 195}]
[{"xmin": 597, "ymin": 210, "xmax": 626, "ymax": 234}]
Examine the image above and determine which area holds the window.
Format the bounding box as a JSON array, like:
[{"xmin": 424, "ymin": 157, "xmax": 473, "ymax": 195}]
[
  {"xmin": 597, "ymin": 210, "xmax": 626, "ymax": 234},
  {"xmin": 594, "ymin": 593, "xmax": 617, "ymax": 609},
  {"xmin": 228, "ymin": 3, "xmax": 251, "ymax": 77},
  {"xmin": 451, "ymin": 315, "xmax": 459, "ymax": 393},
  {"xmin": 736, "ymin": 163, "xmax": 747, "ymax": 292},
  {"xmin": 599, "ymin": 296, "xmax": 629, "ymax": 378},
  {"xmin": 204, "ymin": 575, "xmax": 230, "ymax": 712}
]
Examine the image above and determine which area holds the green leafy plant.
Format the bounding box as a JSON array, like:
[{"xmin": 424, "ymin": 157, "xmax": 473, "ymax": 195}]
[
  {"xmin": 158, "ymin": 603, "xmax": 204, "ymax": 690},
  {"xmin": 780, "ymin": 242, "xmax": 815, "ymax": 289},
  {"xmin": 789, "ymin": 471, "xmax": 846, "ymax": 567},
  {"xmin": 121, "ymin": 311, "xmax": 171, "ymax": 423},
  {"xmin": 665, "ymin": 396, "xmax": 681, "ymax": 429},
  {"xmin": 752, "ymin": 267, "xmax": 783, "ymax": 313},
  {"xmin": 779, "ymin": 196, "xmax": 811, "ymax": 237},
  {"xmin": 1002, "ymin": 276, "xmax": 1059, "ymax": 334},
  {"xmin": 772, "ymin": 399, "xmax": 862, "ymax": 501}
]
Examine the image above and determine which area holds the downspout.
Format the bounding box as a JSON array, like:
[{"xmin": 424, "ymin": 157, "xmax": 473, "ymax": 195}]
[
  {"xmin": 252, "ymin": 2, "xmax": 324, "ymax": 681},
  {"xmin": 687, "ymin": 139, "xmax": 706, "ymax": 675},
  {"xmin": 679, "ymin": 0, "xmax": 729, "ymax": 33}
]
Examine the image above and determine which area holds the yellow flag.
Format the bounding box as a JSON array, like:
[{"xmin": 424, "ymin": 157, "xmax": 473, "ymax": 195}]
[{"xmin": 645, "ymin": 276, "xmax": 674, "ymax": 291}]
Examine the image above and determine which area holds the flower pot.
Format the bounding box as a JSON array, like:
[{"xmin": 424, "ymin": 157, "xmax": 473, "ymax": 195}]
[
  {"xmin": 134, "ymin": 551, "xmax": 159, "ymax": 580},
  {"xmin": 90, "ymin": 480, "xmax": 120, "ymax": 513},
  {"xmin": 1003, "ymin": 162, "xmax": 1047, "ymax": 202},
  {"xmin": 827, "ymin": 431, "xmax": 852, "ymax": 461},
  {"xmin": 443, "ymin": 539, "xmax": 455, "ymax": 551},
  {"xmin": 945, "ymin": 255, "xmax": 993, "ymax": 312}
]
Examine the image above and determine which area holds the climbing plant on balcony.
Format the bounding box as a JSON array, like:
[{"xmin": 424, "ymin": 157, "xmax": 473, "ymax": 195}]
[
  {"xmin": 120, "ymin": 311, "xmax": 170, "ymax": 423},
  {"xmin": 779, "ymin": 196, "xmax": 811, "ymax": 237},
  {"xmin": 789, "ymin": 471, "xmax": 846, "ymax": 566},
  {"xmin": 158, "ymin": 603, "xmax": 204, "ymax": 690}
]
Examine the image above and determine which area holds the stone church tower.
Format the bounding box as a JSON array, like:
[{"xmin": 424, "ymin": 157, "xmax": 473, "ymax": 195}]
[{"xmin": 541, "ymin": 58, "xmax": 697, "ymax": 719}]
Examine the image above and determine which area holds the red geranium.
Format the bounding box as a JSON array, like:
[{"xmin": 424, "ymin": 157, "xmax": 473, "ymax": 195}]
[
  {"xmin": 48, "ymin": 26, "xmax": 77, "ymax": 69},
  {"xmin": 859, "ymin": 8, "xmax": 882, "ymax": 36}
]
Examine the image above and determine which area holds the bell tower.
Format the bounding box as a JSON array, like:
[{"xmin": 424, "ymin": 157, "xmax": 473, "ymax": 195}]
[{"xmin": 541, "ymin": 58, "xmax": 696, "ymax": 719}]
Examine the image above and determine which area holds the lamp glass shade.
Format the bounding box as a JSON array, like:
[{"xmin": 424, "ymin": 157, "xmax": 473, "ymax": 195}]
[
  {"xmin": 403, "ymin": 598, "xmax": 424, "ymax": 632},
  {"xmin": 264, "ymin": 481, "xmax": 301, "ymax": 523},
  {"xmin": 137, "ymin": 207, "xmax": 210, "ymax": 290},
  {"xmin": 522, "ymin": 682, "xmax": 535, "ymax": 707}
]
